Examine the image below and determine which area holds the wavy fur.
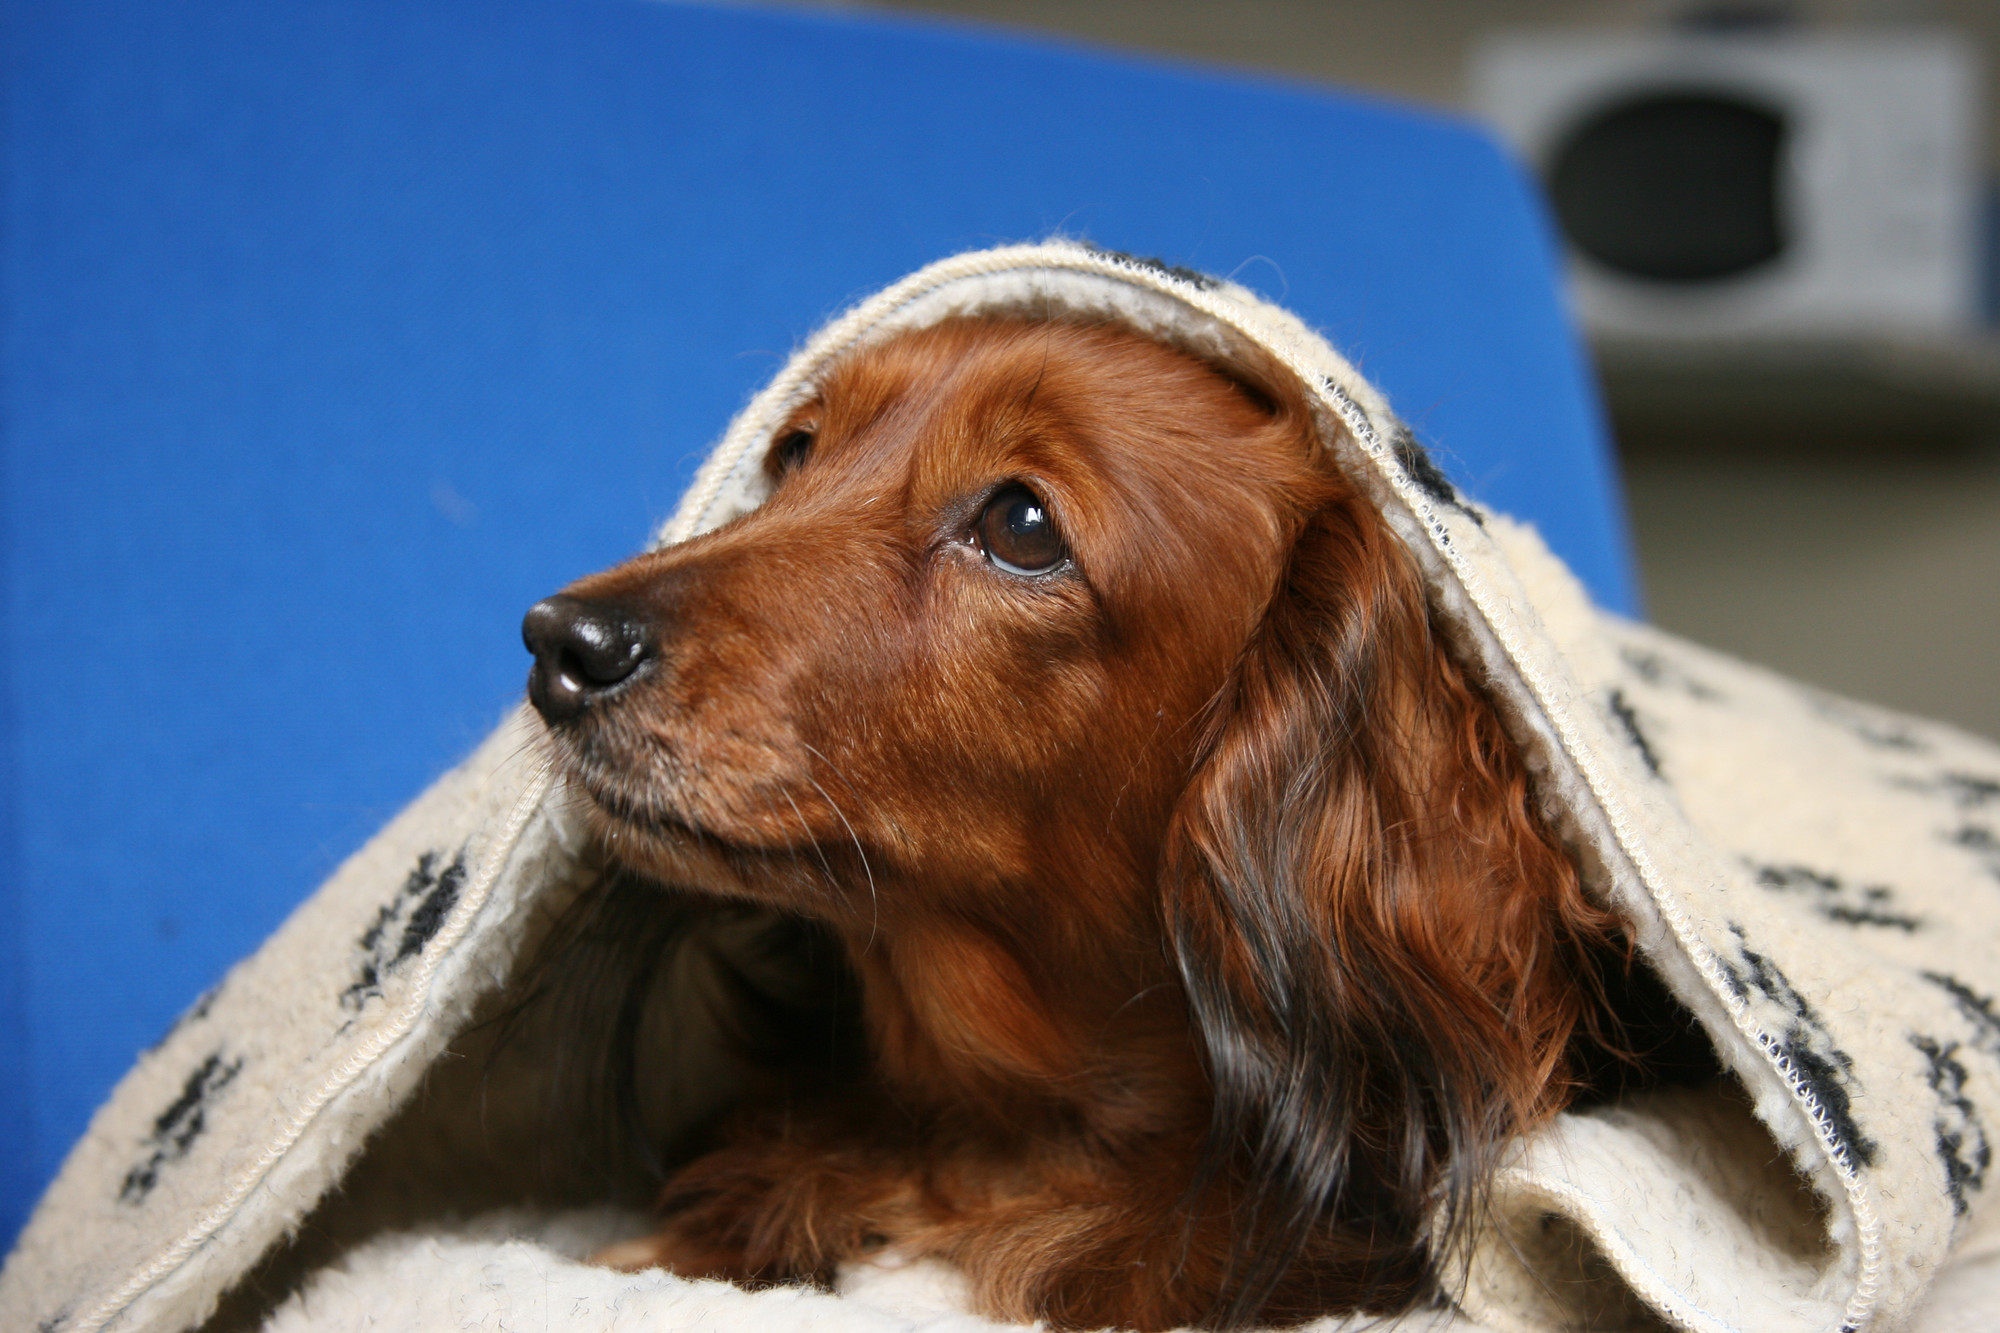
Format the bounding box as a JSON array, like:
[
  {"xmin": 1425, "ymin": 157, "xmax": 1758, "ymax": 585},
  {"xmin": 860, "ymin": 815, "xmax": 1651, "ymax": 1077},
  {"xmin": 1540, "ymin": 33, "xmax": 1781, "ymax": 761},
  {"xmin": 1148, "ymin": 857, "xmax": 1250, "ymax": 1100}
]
[{"xmin": 519, "ymin": 317, "xmax": 1651, "ymax": 1330}]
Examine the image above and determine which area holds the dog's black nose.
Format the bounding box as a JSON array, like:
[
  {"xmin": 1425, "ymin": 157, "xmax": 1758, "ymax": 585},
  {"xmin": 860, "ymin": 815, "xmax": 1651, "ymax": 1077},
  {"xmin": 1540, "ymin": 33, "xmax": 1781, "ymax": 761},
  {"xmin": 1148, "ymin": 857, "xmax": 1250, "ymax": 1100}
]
[{"xmin": 522, "ymin": 595, "xmax": 651, "ymax": 724}]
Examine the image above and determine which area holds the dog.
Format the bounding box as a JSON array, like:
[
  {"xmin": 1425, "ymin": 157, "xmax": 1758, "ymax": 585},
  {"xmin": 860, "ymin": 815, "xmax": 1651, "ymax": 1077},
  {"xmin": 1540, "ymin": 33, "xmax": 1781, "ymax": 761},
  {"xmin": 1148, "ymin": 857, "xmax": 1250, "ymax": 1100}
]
[{"xmin": 519, "ymin": 315, "xmax": 1692, "ymax": 1330}]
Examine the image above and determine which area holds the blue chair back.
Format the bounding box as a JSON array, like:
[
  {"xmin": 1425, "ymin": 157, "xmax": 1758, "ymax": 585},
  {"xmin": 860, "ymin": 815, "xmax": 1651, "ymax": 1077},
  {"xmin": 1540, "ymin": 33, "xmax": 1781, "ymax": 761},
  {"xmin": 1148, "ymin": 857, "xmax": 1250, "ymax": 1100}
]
[{"xmin": 0, "ymin": 0, "xmax": 1634, "ymax": 1246}]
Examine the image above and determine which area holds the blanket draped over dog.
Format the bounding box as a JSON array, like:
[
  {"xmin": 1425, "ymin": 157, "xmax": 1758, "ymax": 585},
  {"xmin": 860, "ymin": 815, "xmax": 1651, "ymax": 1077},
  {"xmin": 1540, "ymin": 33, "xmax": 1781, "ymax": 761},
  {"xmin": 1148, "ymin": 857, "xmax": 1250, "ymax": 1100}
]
[{"xmin": 7, "ymin": 243, "xmax": 2000, "ymax": 1333}]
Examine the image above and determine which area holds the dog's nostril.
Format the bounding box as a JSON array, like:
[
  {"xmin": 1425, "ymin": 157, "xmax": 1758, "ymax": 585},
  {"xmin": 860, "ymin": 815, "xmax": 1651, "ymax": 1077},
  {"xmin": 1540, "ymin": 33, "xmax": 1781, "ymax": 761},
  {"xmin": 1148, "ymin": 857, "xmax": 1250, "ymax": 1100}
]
[{"xmin": 522, "ymin": 595, "xmax": 652, "ymax": 724}]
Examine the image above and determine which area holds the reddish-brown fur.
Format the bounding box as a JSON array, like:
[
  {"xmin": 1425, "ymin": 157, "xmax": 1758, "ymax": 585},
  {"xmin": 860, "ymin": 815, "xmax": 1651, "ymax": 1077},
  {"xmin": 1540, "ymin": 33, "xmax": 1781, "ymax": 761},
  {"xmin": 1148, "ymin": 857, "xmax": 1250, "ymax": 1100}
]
[{"xmin": 525, "ymin": 317, "xmax": 1628, "ymax": 1329}]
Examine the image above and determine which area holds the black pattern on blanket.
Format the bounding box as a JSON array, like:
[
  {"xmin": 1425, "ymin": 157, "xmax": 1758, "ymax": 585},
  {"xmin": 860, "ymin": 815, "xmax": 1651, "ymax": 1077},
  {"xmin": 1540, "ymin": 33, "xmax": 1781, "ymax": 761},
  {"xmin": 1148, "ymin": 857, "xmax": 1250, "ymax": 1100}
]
[
  {"xmin": 117, "ymin": 1053, "xmax": 244, "ymax": 1205},
  {"xmin": 339, "ymin": 849, "xmax": 469, "ymax": 1014},
  {"xmin": 1911, "ymin": 1035, "xmax": 1990, "ymax": 1216},
  {"xmin": 1715, "ymin": 925, "xmax": 1877, "ymax": 1170},
  {"xmin": 1749, "ymin": 863, "xmax": 1920, "ymax": 932}
]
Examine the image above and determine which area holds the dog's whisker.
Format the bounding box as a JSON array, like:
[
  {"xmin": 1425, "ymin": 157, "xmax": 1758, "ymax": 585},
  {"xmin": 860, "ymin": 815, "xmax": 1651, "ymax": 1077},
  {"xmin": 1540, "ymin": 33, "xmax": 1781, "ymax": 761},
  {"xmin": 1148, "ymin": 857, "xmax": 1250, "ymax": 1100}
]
[
  {"xmin": 797, "ymin": 741, "xmax": 878, "ymax": 950},
  {"xmin": 1102, "ymin": 702, "xmax": 1178, "ymax": 843},
  {"xmin": 777, "ymin": 785, "xmax": 841, "ymax": 898},
  {"xmin": 746, "ymin": 785, "xmax": 817, "ymax": 898}
]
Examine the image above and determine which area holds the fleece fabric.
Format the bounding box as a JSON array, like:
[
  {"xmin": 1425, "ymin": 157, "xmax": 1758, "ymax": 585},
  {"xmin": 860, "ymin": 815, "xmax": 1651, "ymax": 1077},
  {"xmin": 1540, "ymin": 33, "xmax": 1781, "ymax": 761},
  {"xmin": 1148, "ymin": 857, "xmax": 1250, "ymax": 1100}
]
[{"xmin": 5, "ymin": 242, "xmax": 2000, "ymax": 1333}]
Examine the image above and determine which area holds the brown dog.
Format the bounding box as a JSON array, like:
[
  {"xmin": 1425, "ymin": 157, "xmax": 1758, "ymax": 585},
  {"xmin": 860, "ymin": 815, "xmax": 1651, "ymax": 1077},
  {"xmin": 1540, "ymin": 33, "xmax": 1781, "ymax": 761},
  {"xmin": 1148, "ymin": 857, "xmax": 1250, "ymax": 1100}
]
[{"xmin": 520, "ymin": 316, "xmax": 1646, "ymax": 1330}]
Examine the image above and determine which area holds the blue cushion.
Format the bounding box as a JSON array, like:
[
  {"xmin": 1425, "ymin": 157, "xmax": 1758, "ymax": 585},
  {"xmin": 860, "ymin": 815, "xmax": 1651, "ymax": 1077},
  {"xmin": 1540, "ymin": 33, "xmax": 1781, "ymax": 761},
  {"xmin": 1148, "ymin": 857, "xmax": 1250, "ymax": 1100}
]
[{"xmin": 0, "ymin": 0, "xmax": 1635, "ymax": 1247}]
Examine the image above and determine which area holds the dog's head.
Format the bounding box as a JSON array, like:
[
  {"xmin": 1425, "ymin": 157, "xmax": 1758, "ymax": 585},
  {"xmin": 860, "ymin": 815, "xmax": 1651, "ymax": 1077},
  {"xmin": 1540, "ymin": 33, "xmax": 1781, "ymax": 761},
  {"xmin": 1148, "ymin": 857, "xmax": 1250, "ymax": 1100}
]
[
  {"xmin": 524, "ymin": 313, "xmax": 1624, "ymax": 1322},
  {"xmin": 524, "ymin": 317, "xmax": 1323, "ymax": 938}
]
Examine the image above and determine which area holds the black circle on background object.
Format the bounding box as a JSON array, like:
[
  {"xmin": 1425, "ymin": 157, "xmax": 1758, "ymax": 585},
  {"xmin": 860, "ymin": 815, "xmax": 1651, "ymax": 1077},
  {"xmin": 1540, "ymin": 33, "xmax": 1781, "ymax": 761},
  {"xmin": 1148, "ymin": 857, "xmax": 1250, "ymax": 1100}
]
[{"xmin": 1548, "ymin": 91, "xmax": 1788, "ymax": 283}]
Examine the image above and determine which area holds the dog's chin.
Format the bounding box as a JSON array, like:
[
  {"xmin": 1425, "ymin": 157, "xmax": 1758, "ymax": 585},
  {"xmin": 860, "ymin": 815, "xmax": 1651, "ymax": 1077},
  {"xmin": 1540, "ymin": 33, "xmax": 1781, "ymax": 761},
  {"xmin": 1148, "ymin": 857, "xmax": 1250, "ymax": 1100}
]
[
  {"xmin": 536, "ymin": 720, "xmax": 866, "ymax": 914},
  {"xmin": 560, "ymin": 776, "xmax": 738, "ymax": 889},
  {"xmin": 562, "ymin": 766, "xmax": 849, "ymax": 916}
]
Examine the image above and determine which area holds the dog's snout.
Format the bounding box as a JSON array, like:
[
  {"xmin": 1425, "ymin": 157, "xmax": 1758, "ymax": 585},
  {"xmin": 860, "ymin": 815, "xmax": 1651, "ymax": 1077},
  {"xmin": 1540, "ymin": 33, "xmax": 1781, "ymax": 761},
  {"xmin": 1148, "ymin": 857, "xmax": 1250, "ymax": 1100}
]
[{"xmin": 523, "ymin": 595, "xmax": 652, "ymax": 724}]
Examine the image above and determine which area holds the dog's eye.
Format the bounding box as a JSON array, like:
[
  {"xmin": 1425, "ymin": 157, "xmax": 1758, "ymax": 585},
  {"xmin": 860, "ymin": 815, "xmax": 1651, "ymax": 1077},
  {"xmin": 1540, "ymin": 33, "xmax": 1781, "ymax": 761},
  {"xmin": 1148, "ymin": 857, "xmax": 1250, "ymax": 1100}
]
[
  {"xmin": 772, "ymin": 429, "xmax": 814, "ymax": 473},
  {"xmin": 977, "ymin": 484, "xmax": 1066, "ymax": 576}
]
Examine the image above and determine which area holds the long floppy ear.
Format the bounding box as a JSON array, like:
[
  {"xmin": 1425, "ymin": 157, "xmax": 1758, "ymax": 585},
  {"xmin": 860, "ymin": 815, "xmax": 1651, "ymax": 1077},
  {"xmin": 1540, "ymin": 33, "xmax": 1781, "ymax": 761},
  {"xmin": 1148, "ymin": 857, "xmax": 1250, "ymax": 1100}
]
[{"xmin": 1161, "ymin": 463, "xmax": 1622, "ymax": 1326}]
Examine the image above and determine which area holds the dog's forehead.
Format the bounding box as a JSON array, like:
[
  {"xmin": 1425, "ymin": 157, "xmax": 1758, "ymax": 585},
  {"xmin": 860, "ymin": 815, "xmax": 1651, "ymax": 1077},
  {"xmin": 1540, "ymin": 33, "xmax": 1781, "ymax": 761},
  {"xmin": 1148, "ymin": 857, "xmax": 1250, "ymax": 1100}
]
[
  {"xmin": 807, "ymin": 318, "xmax": 1257, "ymax": 475},
  {"xmin": 814, "ymin": 323, "xmax": 1036, "ymax": 440},
  {"xmin": 817, "ymin": 319, "xmax": 1171, "ymax": 414}
]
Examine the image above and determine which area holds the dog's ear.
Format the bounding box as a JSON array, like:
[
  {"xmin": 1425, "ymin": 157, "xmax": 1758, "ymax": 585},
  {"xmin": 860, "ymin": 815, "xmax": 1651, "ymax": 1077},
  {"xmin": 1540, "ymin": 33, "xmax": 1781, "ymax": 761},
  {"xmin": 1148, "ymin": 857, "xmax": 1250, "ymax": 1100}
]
[{"xmin": 1160, "ymin": 469, "xmax": 1620, "ymax": 1324}]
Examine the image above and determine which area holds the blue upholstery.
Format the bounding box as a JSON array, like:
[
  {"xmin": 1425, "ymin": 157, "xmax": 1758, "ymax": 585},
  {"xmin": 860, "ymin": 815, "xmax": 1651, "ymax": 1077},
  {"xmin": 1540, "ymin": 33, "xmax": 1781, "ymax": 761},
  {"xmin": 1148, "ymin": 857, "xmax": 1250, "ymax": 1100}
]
[{"xmin": 0, "ymin": 0, "xmax": 1635, "ymax": 1248}]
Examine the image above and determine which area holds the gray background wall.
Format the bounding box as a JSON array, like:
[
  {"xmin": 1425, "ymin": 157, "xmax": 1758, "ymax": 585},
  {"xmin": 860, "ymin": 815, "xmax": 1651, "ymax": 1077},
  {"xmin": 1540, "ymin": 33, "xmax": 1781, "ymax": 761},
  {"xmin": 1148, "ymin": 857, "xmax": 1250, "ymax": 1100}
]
[{"xmin": 795, "ymin": 0, "xmax": 2000, "ymax": 741}]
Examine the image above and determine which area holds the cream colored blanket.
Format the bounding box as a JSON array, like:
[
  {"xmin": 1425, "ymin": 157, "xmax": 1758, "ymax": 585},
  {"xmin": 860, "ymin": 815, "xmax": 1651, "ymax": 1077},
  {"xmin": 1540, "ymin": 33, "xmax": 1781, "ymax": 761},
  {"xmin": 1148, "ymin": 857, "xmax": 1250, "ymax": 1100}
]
[{"xmin": 6, "ymin": 243, "xmax": 2000, "ymax": 1333}]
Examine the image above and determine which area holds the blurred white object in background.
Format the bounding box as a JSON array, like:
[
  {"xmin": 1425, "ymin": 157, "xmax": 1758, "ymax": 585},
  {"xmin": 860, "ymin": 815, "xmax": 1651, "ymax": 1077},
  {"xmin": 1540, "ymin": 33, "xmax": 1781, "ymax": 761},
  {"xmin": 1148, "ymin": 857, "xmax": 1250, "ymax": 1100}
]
[{"xmin": 1473, "ymin": 28, "xmax": 1983, "ymax": 340}]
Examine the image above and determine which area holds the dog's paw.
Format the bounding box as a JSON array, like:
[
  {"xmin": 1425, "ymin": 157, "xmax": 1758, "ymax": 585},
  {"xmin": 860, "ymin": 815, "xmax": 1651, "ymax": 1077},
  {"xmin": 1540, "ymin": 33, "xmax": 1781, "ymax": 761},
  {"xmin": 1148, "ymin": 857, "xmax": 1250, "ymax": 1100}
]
[
  {"xmin": 588, "ymin": 1234, "xmax": 677, "ymax": 1273},
  {"xmin": 588, "ymin": 1230, "xmax": 763, "ymax": 1283}
]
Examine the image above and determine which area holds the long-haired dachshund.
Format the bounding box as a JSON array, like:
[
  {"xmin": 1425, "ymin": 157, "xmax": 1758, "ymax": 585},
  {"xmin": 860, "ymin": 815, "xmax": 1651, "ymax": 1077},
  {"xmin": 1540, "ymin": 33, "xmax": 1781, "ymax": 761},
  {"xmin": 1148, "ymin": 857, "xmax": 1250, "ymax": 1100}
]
[{"xmin": 519, "ymin": 315, "xmax": 1689, "ymax": 1330}]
